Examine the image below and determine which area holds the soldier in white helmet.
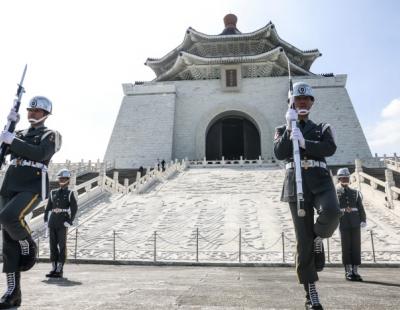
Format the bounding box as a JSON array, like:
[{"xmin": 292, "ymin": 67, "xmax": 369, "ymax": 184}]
[
  {"xmin": 274, "ymin": 82, "xmax": 341, "ymax": 309},
  {"xmin": 44, "ymin": 168, "xmax": 77, "ymax": 278},
  {"xmin": 0, "ymin": 96, "xmax": 61, "ymax": 309},
  {"xmin": 336, "ymin": 167, "xmax": 366, "ymax": 281}
]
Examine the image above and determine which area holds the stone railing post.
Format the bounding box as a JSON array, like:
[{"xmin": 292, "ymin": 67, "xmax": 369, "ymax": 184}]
[
  {"xmin": 113, "ymin": 171, "xmax": 119, "ymax": 192},
  {"xmin": 385, "ymin": 169, "xmax": 395, "ymax": 209},
  {"xmin": 239, "ymin": 155, "xmax": 244, "ymax": 166},
  {"xmin": 355, "ymin": 158, "xmax": 363, "ymax": 191},
  {"xmin": 221, "ymin": 156, "xmax": 225, "ymax": 167},
  {"xmin": 69, "ymin": 172, "xmax": 77, "ymax": 189},
  {"xmin": 258, "ymin": 155, "xmax": 262, "ymax": 166},
  {"xmin": 203, "ymin": 157, "xmax": 207, "ymax": 167},
  {"xmin": 100, "ymin": 170, "xmax": 106, "ymax": 189},
  {"xmin": 124, "ymin": 178, "xmax": 129, "ymax": 194}
]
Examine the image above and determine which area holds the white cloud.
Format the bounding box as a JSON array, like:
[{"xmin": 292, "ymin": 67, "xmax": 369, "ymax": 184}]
[
  {"xmin": 381, "ymin": 98, "xmax": 400, "ymax": 119},
  {"xmin": 366, "ymin": 98, "xmax": 400, "ymax": 155}
]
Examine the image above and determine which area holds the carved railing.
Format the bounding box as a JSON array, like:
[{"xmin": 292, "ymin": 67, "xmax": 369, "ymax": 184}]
[
  {"xmin": 352, "ymin": 158, "xmax": 399, "ymax": 209},
  {"xmin": 384, "ymin": 155, "xmax": 400, "ymax": 174},
  {"xmin": 47, "ymin": 159, "xmax": 114, "ymax": 181},
  {"xmin": 189, "ymin": 156, "xmax": 276, "ymax": 168}
]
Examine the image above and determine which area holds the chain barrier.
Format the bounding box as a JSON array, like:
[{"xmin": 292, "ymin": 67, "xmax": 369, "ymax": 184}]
[
  {"xmin": 241, "ymin": 235, "xmax": 282, "ymax": 251},
  {"xmin": 156, "ymin": 233, "xmax": 195, "ymax": 248},
  {"xmin": 36, "ymin": 228, "xmax": 400, "ymax": 263},
  {"xmin": 198, "ymin": 232, "xmax": 239, "ymax": 247}
]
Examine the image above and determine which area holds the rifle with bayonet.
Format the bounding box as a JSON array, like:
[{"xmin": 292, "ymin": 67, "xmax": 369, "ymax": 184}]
[
  {"xmin": 0, "ymin": 65, "xmax": 28, "ymax": 169},
  {"xmin": 286, "ymin": 58, "xmax": 305, "ymax": 217}
]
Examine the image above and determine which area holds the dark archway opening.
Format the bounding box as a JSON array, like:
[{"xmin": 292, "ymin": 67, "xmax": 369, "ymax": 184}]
[{"xmin": 206, "ymin": 116, "xmax": 261, "ymax": 160}]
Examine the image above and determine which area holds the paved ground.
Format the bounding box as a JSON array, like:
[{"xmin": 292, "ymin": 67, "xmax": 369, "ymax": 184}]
[{"xmin": 1, "ymin": 264, "xmax": 399, "ymax": 309}]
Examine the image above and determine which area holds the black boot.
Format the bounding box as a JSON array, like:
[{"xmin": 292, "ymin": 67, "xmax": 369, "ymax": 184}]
[
  {"xmin": 314, "ymin": 237, "xmax": 325, "ymax": 272},
  {"xmin": 304, "ymin": 283, "xmax": 323, "ymax": 310},
  {"xmin": 46, "ymin": 262, "xmax": 57, "ymax": 278},
  {"xmin": 352, "ymin": 265, "xmax": 363, "ymax": 282},
  {"xmin": 52, "ymin": 263, "xmax": 64, "ymax": 278},
  {"xmin": 0, "ymin": 272, "xmax": 21, "ymax": 309},
  {"xmin": 345, "ymin": 265, "xmax": 355, "ymax": 281},
  {"xmin": 19, "ymin": 236, "xmax": 37, "ymax": 271}
]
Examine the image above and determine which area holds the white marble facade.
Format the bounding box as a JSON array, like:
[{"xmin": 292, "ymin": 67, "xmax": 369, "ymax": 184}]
[{"xmin": 104, "ymin": 73, "xmax": 372, "ymax": 168}]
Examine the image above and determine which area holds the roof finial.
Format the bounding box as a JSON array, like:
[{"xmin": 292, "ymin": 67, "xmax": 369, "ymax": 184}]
[{"xmin": 220, "ymin": 14, "xmax": 241, "ymax": 35}]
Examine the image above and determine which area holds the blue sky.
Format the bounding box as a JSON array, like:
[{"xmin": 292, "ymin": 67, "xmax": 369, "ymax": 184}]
[{"xmin": 0, "ymin": 0, "xmax": 399, "ymax": 161}]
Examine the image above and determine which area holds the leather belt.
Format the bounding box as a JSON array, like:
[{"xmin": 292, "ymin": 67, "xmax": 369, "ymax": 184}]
[
  {"xmin": 52, "ymin": 208, "xmax": 70, "ymax": 214},
  {"xmin": 10, "ymin": 159, "xmax": 48, "ymax": 170},
  {"xmin": 340, "ymin": 208, "xmax": 358, "ymax": 213},
  {"xmin": 285, "ymin": 160, "xmax": 327, "ymax": 170}
]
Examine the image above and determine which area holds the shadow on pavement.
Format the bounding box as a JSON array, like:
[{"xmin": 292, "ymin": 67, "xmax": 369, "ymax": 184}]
[
  {"xmin": 41, "ymin": 278, "xmax": 82, "ymax": 287},
  {"xmin": 361, "ymin": 280, "xmax": 400, "ymax": 288}
]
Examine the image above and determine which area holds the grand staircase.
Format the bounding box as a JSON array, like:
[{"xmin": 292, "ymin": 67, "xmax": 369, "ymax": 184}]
[{"xmin": 34, "ymin": 166, "xmax": 400, "ymax": 263}]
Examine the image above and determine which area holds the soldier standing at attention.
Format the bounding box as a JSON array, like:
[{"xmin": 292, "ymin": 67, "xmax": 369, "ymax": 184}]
[
  {"xmin": 44, "ymin": 168, "xmax": 77, "ymax": 278},
  {"xmin": 336, "ymin": 167, "xmax": 366, "ymax": 281},
  {"xmin": 274, "ymin": 82, "xmax": 341, "ymax": 310},
  {"xmin": 0, "ymin": 96, "xmax": 61, "ymax": 309}
]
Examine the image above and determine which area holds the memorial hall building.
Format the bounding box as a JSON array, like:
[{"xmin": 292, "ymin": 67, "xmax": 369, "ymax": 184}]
[{"xmin": 105, "ymin": 14, "xmax": 372, "ymax": 168}]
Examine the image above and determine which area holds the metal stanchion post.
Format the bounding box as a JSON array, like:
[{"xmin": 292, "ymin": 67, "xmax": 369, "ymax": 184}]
[
  {"xmin": 196, "ymin": 228, "xmax": 199, "ymax": 262},
  {"xmin": 37, "ymin": 237, "xmax": 40, "ymax": 259},
  {"xmin": 370, "ymin": 230, "xmax": 376, "ymax": 263},
  {"xmin": 154, "ymin": 231, "xmax": 157, "ymax": 262},
  {"xmin": 113, "ymin": 230, "xmax": 116, "ymax": 261},
  {"xmin": 282, "ymin": 232, "xmax": 285, "ymax": 263},
  {"xmin": 327, "ymin": 238, "xmax": 330, "ymax": 263},
  {"xmin": 239, "ymin": 228, "xmax": 242, "ymax": 263},
  {"xmin": 74, "ymin": 229, "xmax": 78, "ymax": 261}
]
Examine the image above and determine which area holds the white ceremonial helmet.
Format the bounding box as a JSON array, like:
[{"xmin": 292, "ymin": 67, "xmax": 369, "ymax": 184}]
[
  {"xmin": 57, "ymin": 168, "xmax": 71, "ymax": 179},
  {"xmin": 292, "ymin": 82, "xmax": 314, "ymax": 101},
  {"xmin": 337, "ymin": 167, "xmax": 350, "ymax": 178},
  {"xmin": 28, "ymin": 96, "xmax": 52, "ymax": 114},
  {"xmin": 290, "ymin": 82, "xmax": 315, "ymax": 115}
]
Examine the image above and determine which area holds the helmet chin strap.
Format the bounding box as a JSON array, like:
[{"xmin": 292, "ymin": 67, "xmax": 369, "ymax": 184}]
[
  {"xmin": 340, "ymin": 182, "xmax": 349, "ymax": 186},
  {"xmin": 28, "ymin": 115, "xmax": 48, "ymax": 124},
  {"xmin": 58, "ymin": 181, "xmax": 70, "ymax": 186},
  {"xmin": 297, "ymin": 108, "xmax": 310, "ymax": 116}
]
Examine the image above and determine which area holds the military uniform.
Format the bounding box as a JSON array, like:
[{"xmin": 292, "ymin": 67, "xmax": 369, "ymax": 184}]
[
  {"xmin": 274, "ymin": 119, "xmax": 341, "ymax": 284},
  {"xmin": 44, "ymin": 187, "xmax": 77, "ymax": 269},
  {"xmin": 336, "ymin": 185, "xmax": 366, "ymax": 270},
  {"xmin": 0, "ymin": 125, "xmax": 60, "ymax": 272}
]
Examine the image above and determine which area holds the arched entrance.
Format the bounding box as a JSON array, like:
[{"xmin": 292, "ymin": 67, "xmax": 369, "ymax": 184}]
[{"xmin": 206, "ymin": 115, "xmax": 261, "ymax": 160}]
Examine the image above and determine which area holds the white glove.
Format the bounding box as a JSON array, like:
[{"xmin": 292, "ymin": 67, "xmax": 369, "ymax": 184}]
[
  {"xmin": 291, "ymin": 127, "xmax": 306, "ymax": 149},
  {"xmin": 285, "ymin": 109, "xmax": 298, "ymax": 130},
  {"xmin": 360, "ymin": 221, "xmax": 367, "ymax": 228},
  {"xmin": 7, "ymin": 109, "xmax": 20, "ymax": 124},
  {"xmin": 64, "ymin": 221, "xmax": 72, "ymax": 228},
  {"xmin": 0, "ymin": 131, "xmax": 15, "ymax": 145}
]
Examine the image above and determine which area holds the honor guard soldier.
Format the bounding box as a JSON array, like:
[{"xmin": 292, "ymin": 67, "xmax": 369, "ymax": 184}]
[
  {"xmin": 336, "ymin": 168, "xmax": 367, "ymax": 281},
  {"xmin": 44, "ymin": 168, "xmax": 77, "ymax": 278},
  {"xmin": 274, "ymin": 82, "xmax": 341, "ymax": 309},
  {"xmin": 0, "ymin": 96, "xmax": 61, "ymax": 309}
]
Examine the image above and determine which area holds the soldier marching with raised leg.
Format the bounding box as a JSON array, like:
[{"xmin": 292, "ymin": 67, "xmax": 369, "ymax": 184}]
[
  {"xmin": 274, "ymin": 82, "xmax": 341, "ymax": 310},
  {"xmin": 0, "ymin": 96, "xmax": 61, "ymax": 309}
]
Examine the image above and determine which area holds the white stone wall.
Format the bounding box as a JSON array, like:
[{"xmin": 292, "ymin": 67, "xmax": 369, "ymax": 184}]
[
  {"xmin": 105, "ymin": 74, "xmax": 372, "ymax": 168},
  {"xmin": 104, "ymin": 84, "xmax": 176, "ymax": 168}
]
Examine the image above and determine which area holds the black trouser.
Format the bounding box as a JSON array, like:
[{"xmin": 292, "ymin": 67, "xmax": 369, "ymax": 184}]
[
  {"xmin": 0, "ymin": 192, "xmax": 40, "ymax": 273},
  {"xmin": 340, "ymin": 228, "xmax": 361, "ymax": 265},
  {"xmin": 289, "ymin": 188, "xmax": 340, "ymax": 284},
  {"xmin": 49, "ymin": 227, "xmax": 68, "ymax": 264}
]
